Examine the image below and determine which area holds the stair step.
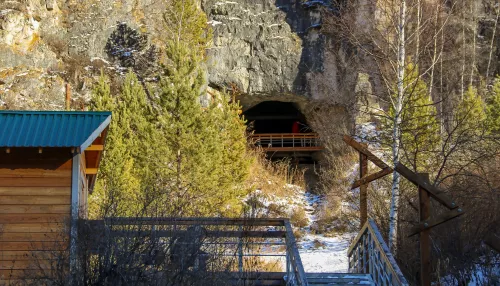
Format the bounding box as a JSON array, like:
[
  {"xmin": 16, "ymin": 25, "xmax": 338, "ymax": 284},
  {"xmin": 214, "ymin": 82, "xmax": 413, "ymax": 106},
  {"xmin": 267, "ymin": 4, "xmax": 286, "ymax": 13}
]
[{"xmin": 306, "ymin": 273, "xmax": 375, "ymax": 285}]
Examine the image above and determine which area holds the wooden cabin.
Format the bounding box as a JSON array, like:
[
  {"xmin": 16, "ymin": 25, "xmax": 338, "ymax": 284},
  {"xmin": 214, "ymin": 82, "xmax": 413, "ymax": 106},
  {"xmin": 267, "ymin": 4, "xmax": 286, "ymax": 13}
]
[{"xmin": 0, "ymin": 111, "xmax": 111, "ymax": 281}]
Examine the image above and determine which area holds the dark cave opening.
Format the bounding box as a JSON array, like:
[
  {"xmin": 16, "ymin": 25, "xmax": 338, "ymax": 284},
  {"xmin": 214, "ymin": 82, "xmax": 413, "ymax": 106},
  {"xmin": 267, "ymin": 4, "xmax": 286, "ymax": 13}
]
[{"xmin": 243, "ymin": 101, "xmax": 310, "ymax": 134}]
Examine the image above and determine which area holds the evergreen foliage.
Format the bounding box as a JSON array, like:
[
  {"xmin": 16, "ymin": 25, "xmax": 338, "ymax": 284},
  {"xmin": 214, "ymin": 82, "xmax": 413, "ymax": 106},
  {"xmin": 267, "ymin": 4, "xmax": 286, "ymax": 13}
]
[
  {"xmin": 454, "ymin": 85, "xmax": 486, "ymax": 138},
  {"xmin": 486, "ymin": 76, "xmax": 500, "ymax": 134},
  {"xmin": 89, "ymin": 71, "xmax": 162, "ymax": 217},
  {"xmin": 155, "ymin": 40, "xmax": 249, "ymax": 216},
  {"xmin": 105, "ymin": 23, "xmax": 158, "ymax": 77},
  {"xmin": 386, "ymin": 62, "xmax": 440, "ymax": 172},
  {"xmin": 162, "ymin": 0, "xmax": 212, "ymax": 57},
  {"xmin": 91, "ymin": 0, "xmax": 249, "ymax": 217}
]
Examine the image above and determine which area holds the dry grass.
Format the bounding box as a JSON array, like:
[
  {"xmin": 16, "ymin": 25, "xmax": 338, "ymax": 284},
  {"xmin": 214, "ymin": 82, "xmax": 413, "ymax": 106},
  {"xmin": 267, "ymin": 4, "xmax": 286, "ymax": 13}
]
[
  {"xmin": 290, "ymin": 207, "xmax": 308, "ymax": 228},
  {"xmin": 245, "ymin": 147, "xmax": 305, "ymax": 197}
]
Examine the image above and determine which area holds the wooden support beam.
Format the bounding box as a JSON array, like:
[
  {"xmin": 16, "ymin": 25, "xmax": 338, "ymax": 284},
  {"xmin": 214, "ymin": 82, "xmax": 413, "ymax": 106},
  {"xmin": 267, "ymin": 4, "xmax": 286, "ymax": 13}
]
[
  {"xmin": 86, "ymin": 145, "xmax": 104, "ymax": 151},
  {"xmin": 351, "ymin": 168, "xmax": 392, "ymax": 189},
  {"xmin": 395, "ymin": 163, "xmax": 457, "ymax": 210},
  {"xmin": 86, "ymin": 168, "xmax": 98, "ymax": 175},
  {"xmin": 419, "ymin": 173, "xmax": 431, "ymax": 286},
  {"xmin": 342, "ymin": 135, "xmax": 390, "ymax": 170},
  {"xmin": 359, "ymin": 147, "xmax": 368, "ymax": 228},
  {"xmin": 408, "ymin": 208, "xmax": 464, "ymax": 237},
  {"xmin": 485, "ymin": 233, "xmax": 500, "ymax": 253}
]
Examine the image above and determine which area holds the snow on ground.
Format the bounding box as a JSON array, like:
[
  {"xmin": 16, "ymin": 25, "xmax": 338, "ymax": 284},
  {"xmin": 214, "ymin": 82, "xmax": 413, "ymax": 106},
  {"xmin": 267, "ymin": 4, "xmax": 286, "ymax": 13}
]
[
  {"xmin": 297, "ymin": 191, "xmax": 356, "ymax": 273},
  {"xmin": 249, "ymin": 186, "xmax": 355, "ymax": 273}
]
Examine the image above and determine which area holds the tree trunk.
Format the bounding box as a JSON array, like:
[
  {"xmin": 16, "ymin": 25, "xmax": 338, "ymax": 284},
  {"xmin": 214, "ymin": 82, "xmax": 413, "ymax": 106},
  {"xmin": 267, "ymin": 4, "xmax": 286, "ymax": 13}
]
[
  {"xmin": 389, "ymin": 0, "xmax": 406, "ymax": 256},
  {"xmin": 486, "ymin": 8, "xmax": 499, "ymax": 78},
  {"xmin": 470, "ymin": 1, "xmax": 476, "ymax": 86}
]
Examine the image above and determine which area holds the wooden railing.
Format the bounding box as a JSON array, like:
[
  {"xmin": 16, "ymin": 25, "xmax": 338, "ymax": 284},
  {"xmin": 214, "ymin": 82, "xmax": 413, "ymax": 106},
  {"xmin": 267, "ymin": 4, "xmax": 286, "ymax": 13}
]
[
  {"xmin": 348, "ymin": 219, "xmax": 409, "ymax": 286},
  {"xmin": 251, "ymin": 133, "xmax": 323, "ymax": 152},
  {"xmin": 83, "ymin": 217, "xmax": 308, "ymax": 286}
]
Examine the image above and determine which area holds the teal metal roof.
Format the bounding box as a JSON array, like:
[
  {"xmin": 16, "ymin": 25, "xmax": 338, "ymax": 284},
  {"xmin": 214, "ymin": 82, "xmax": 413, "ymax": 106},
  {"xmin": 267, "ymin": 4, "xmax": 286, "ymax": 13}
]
[{"xmin": 0, "ymin": 111, "xmax": 111, "ymax": 151}]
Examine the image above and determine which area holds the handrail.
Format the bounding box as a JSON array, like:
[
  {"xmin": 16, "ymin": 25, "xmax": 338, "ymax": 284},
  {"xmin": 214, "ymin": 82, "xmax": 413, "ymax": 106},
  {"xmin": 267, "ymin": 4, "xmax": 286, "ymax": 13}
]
[
  {"xmin": 251, "ymin": 133, "xmax": 323, "ymax": 152},
  {"xmin": 347, "ymin": 219, "xmax": 408, "ymax": 286},
  {"xmin": 84, "ymin": 217, "xmax": 309, "ymax": 285},
  {"xmin": 284, "ymin": 219, "xmax": 308, "ymax": 286},
  {"xmin": 252, "ymin": 133, "xmax": 321, "ymax": 139}
]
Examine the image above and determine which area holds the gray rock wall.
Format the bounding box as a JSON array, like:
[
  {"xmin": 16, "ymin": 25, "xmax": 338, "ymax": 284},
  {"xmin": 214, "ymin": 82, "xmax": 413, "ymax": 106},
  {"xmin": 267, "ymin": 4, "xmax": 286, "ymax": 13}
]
[{"xmin": 202, "ymin": 0, "xmax": 354, "ymax": 111}]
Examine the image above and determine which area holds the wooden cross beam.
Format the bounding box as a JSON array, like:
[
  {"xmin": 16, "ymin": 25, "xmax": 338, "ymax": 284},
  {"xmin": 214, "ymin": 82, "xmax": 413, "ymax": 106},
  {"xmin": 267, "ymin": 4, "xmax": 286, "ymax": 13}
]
[
  {"xmin": 343, "ymin": 135, "xmax": 393, "ymax": 226},
  {"xmin": 395, "ymin": 163, "xmax": 457, "ymax": 210},
  {"xmin": 343, "ymin": 135, "xmax": 465, "ymax": 286},
  {"xmin": 343, "ymin": 135, "xmax": 390, "ymax": 169},
  {"xmin": 408, "ymin": 207, "xmax": 464, "ymax": 237},
  {"xmin": 352, "ymin": 167, "xmax": 392, "ymax": 189}
]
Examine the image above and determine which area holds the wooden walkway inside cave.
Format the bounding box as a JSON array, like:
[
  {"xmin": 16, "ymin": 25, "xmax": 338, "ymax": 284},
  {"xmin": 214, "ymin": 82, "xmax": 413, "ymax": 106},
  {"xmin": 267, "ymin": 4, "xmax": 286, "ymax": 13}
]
[{"xmin": 251, "ymin": 133, "xmax": 323, "ymax": 152}]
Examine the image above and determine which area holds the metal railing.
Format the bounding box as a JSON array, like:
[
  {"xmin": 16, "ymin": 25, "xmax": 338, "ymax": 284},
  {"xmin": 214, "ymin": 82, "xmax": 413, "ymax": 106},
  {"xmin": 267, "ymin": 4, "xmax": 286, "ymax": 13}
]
[
  {"xmin": 251, "ymin": 133, "xmax": 323, "ymax": 152},
  {"xmin": 83, "ymin": 217, "xmax": 308, "ymax": 285},
  {"xmin": 347, "ymin": 219, "xmax": 408, "ymax": 286}
]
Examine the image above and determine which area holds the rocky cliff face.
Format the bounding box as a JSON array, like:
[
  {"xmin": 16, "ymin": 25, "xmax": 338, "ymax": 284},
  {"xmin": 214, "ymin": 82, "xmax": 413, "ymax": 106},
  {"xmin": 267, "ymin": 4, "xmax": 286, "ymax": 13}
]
[
  {"xmin": 0, "ymin": 0, "xmax": 169, "ymax": 110},
  {"xmin": 1, "ymin": 0, "xmax": 499, "ymax": 123},
  {"xmin": 0, "ymin": 0, "xmax": 358, "ymax": 116},
  {"xmin": 202, "ymin": 0, "xmax": 356, "ymax": 112}
]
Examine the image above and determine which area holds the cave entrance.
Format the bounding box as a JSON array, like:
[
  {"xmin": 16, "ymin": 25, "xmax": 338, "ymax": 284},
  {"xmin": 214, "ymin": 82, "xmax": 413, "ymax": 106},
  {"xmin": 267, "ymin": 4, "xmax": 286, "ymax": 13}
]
[
  {"xmin": 243, "ymin": 101, "xmax": 323, "ymax": 161},
  {"xmin": 243, "ymin": 101, "xmax": 323, "ymax": 191},
  {"xmin": 244, "ymin": 101, "xmax": 308, "ymax": 134}
]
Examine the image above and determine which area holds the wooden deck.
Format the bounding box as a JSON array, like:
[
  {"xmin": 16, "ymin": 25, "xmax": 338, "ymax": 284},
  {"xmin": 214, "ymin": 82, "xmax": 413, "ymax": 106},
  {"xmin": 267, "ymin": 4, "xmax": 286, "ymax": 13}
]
[{"xmin": 251, "ymin": 133, "xmax": 323, "ymax": 152}]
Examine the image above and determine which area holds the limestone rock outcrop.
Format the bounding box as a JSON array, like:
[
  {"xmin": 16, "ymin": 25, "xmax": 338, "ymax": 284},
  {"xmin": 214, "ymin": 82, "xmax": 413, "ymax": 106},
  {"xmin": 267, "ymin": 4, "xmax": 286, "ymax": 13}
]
[{"xmin": 202, "ymin": 0, "xmax": 355, "ymax": 111}]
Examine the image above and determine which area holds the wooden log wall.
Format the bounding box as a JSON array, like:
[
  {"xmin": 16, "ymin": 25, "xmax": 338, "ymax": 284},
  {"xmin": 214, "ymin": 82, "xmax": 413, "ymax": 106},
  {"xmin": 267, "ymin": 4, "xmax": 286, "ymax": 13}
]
[{"xmin": 0, "ymin": 151, "xmax": 72, "ymax": 280}]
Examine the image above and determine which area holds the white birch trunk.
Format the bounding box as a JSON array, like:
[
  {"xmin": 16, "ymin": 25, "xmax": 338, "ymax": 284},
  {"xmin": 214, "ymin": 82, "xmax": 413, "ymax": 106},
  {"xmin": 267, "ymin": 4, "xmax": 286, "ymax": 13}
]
[
  {"xmin": 486, "ymin": 9, "xmax": 499, "ymax": 78},
  {"xmin": 389, "ymin": 0, "xmax": 406, "ymax": 256},
  {"xmin": 470, "ymin": 2, "xmax": 476, "ymax": 86},
  {"xmin": 460, "ymin": 4, "xmax": 466, "ymax": 98}
]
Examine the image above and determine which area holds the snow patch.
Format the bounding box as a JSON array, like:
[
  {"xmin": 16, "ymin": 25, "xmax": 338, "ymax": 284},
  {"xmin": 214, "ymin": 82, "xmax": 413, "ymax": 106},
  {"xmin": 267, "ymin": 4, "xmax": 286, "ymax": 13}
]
[
  {"xmin": 207, "ymin": 20, "xmax": 223, "ymax": 26},
  {"xmin": 248, "ymin": 186, "xmax": 355, "ymax": 273}
]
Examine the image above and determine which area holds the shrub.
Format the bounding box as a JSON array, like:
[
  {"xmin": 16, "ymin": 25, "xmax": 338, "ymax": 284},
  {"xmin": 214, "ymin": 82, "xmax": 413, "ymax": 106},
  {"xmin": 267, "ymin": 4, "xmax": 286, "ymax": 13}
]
[{"xmin": 290, "ymin": 207, "xmax": 309, "ymax": 228}]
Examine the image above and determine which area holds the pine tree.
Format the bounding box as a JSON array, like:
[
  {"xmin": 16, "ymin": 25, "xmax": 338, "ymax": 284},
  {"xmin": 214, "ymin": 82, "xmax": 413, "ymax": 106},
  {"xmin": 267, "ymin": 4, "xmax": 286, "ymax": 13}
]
[
  {"xmin": 204, "ymin": 93, "xmax": 251, "ymax": 216},
  {"xmin": 454, "ymin": 85, "xmax": 486, "ymax": 138},
  {"xmin": 153, "ymin": 0, "xmax": 249, "ymax": 216},
  {"xmin": 393, "ymin": 62, "xmax": 440, "ymax": 172},
  {"xmin": 486, "ymin": 76, "xmax": 500, "ymax": 134},
  {"xmin": 156, "ymin": 42, "xmax": 245, "ymax": 216},
  {"xmin": 89, "ymin": 71, "xmax": 159, "ymax": 217},
  {"xmin": 90, "ymin": 0, "xmax": 249, "ymax": 217},
  {"xmin": 162, "ymin": 0, "xmax": 211, "ymax": 57}
]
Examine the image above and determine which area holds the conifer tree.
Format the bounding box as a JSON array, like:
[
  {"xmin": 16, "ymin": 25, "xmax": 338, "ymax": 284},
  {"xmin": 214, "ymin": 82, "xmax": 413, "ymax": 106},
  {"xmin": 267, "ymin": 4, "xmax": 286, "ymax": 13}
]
[
  {"xmin": 388, "ymin": 62, "xmax": 440, "ymax": 172},
  {"xmin": 454, "ymin": 85, "xmax": 486, "ymax": 138},
  {"xmin": 205, "ymin": 93, "xmax": 251, "ymax": 215},
  {"xmin": 154, "ymin": 0, "xmax": 249, "ymax": 216},
  {"xmin": 162, "ymin": 0, "xmax": 211, "ymax": 57},
  {"xmin": 156, "ymin": 42, "xmax": 249, "ymax": 216},
  {"xmin": 90, "ymin": 0, "xmax": 249, "ymax": 217},
  {"xmin": 486, "ymin": 76, "xmax": 500, "ymax": 134},
  {"xmin": 90, "ymin": 71, "xmax": 158, "ymax": 217}
]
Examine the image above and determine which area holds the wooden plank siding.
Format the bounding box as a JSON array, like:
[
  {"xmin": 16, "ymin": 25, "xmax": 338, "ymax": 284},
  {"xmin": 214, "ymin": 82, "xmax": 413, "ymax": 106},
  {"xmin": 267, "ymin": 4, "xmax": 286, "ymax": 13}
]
[{"xmin": 0, "ymin": 158, "xmax": 72, "ymax": 280}]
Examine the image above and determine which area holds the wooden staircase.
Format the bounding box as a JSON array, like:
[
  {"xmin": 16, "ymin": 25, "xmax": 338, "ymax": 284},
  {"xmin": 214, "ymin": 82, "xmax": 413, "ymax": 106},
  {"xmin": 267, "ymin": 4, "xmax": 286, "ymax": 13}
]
[
  {"xmin": 228, "ymin": 272, "xmax": 374, "ymax": 286},
  {"xmin": 305, "ymin": 273, "xmax": 374, "ymax": 285}
]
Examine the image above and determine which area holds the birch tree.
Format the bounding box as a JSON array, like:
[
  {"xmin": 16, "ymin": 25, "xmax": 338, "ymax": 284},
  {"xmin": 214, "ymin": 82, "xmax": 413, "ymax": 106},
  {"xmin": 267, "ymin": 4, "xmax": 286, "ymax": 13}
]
[
  {"xmin": 324, "ymin": 0, "xmax": 451, "ymax": 254},
  {"xmin": 388, "ymin": 0, "xmax": 406, "ymax": 254}
]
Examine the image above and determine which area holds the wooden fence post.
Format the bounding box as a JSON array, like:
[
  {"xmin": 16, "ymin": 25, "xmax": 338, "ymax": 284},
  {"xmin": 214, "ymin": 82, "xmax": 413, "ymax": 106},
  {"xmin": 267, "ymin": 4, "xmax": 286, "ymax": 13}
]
[
  {"xmin": 419, "ymin": 173, "xmax": 431, "ymax": 286},
  {"xmin": 359, "ymin": 144, "xmax": 368, "ymax": 228}
]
